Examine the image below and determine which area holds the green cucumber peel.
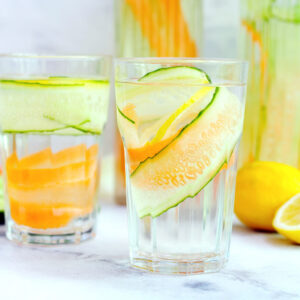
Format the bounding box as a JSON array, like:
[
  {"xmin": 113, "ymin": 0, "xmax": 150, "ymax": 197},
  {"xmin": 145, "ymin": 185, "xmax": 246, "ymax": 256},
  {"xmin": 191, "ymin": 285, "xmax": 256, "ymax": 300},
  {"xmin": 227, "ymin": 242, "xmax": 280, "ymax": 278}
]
[
  {"xmin": 125, "ymin": 66, "xmax": 216, "ymax": 174},
  {"xmin": 130, "ymin": 87, "xmax": 219, "ymax": 177},
  {"xmin": 130, "ymin": 87, "xmax": 242, "ymax": 219},
  {"xmin": 142, "ymin": 160, "xmax": 226, "ymax": 218},
  {"xmin": 3, "ymin": 117, "xmax": 100, "ymax": 135},
  {"xmin": 140, "ymin": 66, "xmax": 212, "ymax": 83},
  {"xmin": 117, "ymin": 106, "xmax": 135, "ymax": 124},
  {"xmin": 0, "ymin": 79, "xmax": 108, "ymax": 87},
  {"xmin": 147, "ymin": 144, "xmax": 236, "ymax": 218},
  {"xmin": 43, "ymin": 115, "xmax": 100, "ymax": 134}
]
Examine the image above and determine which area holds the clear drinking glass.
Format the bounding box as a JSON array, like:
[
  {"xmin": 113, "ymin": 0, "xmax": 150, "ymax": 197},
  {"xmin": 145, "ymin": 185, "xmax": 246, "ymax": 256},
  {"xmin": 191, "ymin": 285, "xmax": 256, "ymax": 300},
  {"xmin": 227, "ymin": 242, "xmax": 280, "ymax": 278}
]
[
  {"xmin": 0, "ymin": 54, "xmax": 111, "ymax": 245},
  {"xmin": 115, "ymin": 58, "xmax": 248, "ymax": 274},
  {"xmin": 239, "ymin": 0, "xmax": 300, "ymax": 168}
]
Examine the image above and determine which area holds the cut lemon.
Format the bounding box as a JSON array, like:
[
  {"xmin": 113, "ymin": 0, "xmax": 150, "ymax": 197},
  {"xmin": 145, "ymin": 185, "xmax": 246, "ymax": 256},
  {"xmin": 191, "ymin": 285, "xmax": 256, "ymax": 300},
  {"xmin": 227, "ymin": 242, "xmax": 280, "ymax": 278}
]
[
  {"xmin": 273, "ymin": 193, "xmax": 300, "ymax": 244},
  {"xmin": 235, "ymin": 161, "xmax": 300, "ymax": 231}
]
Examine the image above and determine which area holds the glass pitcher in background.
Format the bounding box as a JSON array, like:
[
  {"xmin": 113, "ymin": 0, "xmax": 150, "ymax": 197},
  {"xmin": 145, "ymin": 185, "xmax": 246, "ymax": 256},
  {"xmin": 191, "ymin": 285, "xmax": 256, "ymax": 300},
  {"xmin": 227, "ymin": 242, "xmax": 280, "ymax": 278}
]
[
  {"xmin": 114, "ymin": 0, "xmax": 203, "ymax": 204},
  {"xmin": 239, "ymin": 0, "xmax": 300, "ymax": 169}
]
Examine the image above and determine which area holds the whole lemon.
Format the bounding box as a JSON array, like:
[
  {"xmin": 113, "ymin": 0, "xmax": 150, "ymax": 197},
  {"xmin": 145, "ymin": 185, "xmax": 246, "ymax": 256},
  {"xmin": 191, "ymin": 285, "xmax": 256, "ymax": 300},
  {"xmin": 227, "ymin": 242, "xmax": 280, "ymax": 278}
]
[{"xmin": 235, "ymin": 161, "xmax": 300, "ymax": 231}]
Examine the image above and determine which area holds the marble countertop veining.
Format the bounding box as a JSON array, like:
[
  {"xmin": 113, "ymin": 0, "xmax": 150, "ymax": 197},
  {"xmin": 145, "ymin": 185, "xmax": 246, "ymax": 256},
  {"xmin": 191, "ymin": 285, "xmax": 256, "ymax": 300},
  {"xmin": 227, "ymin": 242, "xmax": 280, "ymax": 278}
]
[{"xmin": 0, "ymin": 205, "xmax": 299, "ymax": 300}]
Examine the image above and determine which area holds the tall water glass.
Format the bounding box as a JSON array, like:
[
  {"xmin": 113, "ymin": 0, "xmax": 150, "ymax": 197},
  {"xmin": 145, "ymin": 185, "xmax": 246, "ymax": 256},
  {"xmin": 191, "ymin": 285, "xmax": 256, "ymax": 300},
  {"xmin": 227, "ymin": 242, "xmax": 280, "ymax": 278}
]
[{"xmin": 115, "ymin": 58, "xmax": 248, "ymax": 274}]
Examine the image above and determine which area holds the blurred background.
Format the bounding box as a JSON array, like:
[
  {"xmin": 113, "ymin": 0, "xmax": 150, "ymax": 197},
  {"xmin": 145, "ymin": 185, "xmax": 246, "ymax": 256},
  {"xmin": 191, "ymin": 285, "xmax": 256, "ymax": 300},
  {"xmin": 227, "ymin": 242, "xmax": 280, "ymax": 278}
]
[{"xmin": 0, "ymin": 0, "xmax": 239, "ymax": 57}]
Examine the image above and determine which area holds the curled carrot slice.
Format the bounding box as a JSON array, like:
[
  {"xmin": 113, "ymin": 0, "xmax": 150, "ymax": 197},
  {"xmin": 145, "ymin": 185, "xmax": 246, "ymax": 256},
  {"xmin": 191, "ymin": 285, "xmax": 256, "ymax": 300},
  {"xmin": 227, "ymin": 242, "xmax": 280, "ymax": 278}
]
[
  {"xmin": 6, "ymin": 144, "xmax": 99, "ymax": 229},
  {"xmin": 128, "ymin": 134, "xmax": 177, "ymax": 173}
]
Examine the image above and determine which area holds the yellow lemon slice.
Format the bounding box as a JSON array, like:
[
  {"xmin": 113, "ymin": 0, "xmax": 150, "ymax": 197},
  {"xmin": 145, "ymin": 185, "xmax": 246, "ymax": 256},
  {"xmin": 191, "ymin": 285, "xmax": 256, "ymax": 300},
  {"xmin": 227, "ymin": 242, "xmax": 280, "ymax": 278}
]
[
  {"xmin": 150, "ymin": 86, "xmax": 214, "ymax": 144},
  {"xmin": 117, "ymin": 66, "xmax": 214, "ymax": 151},
  {"xmin": 273, "ymin": 193, "xmax": 300, "ymax": 244}
]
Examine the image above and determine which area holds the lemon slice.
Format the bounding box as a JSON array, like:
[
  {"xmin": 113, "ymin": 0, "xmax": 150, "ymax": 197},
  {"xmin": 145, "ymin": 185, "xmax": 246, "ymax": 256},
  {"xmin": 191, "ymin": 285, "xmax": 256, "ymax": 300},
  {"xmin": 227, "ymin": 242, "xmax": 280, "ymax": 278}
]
[
  {"xmin": 273, "ymin": 193, "xmax": 300, "ymax": 244},
  {"xmin": 150, "ymin": 86, "xmax": 214, "ymax": 144},
  {"xmin": 117, "ymin": 67, "xmax": 214, "ymax": 149}
]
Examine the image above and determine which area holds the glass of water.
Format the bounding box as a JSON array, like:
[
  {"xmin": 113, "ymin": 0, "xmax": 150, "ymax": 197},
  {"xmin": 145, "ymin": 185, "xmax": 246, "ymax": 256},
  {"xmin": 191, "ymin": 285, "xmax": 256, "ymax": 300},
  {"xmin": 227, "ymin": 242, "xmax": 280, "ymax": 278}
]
[
  {"xmin": 0, "ymin": 54, "xmax": 111, "ymax": 245},
  {"xmin": 115, "ymin": 58, "xmax": 248, "ymax": 274}
]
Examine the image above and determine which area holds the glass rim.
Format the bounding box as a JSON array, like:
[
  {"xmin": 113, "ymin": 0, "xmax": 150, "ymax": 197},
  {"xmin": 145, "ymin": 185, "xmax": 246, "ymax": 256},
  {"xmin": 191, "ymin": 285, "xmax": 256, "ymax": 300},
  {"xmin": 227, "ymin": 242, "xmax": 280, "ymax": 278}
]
[
  {"xmin": 115, "ymin": 57, "xmax": 248, "ymax": 66},
  {"xmin": 0, "ymin": 53, "xmax": 112, "ymax": 61},
  {"xmin": 0, "ymin": 53, "xmax": 112, "ymax": 79},
  {"xmin": 115, "ymin": 57, "xmax": 248, "ymax": 85}
]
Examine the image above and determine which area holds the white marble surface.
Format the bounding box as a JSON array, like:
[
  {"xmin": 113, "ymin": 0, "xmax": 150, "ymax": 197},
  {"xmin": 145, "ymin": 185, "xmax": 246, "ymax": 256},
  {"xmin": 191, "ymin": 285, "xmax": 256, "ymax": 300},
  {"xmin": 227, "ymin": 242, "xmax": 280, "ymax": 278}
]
[{"xmin": 0, "ymin": 205, "xmax": 299, "ymax": 300}]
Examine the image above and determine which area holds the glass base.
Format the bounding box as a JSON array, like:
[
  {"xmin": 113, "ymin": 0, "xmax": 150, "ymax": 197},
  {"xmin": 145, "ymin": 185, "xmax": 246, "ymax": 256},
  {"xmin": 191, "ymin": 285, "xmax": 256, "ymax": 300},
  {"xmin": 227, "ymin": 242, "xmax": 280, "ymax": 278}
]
[
  {"xmin": 130, "ymin": 252, "xmax": 227, "ymax": 275},
  {"xmin": 6, "ymin": 213, "xmax": 96, "ymax": 245}
]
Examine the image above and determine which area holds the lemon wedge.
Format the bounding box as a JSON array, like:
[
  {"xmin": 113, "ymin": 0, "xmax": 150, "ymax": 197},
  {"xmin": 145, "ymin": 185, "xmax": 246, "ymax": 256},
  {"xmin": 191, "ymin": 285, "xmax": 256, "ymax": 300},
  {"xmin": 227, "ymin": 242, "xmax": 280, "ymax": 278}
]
[{"xmin": 273, "ymin": 193, "xmax": 300, "ymax": 244}]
